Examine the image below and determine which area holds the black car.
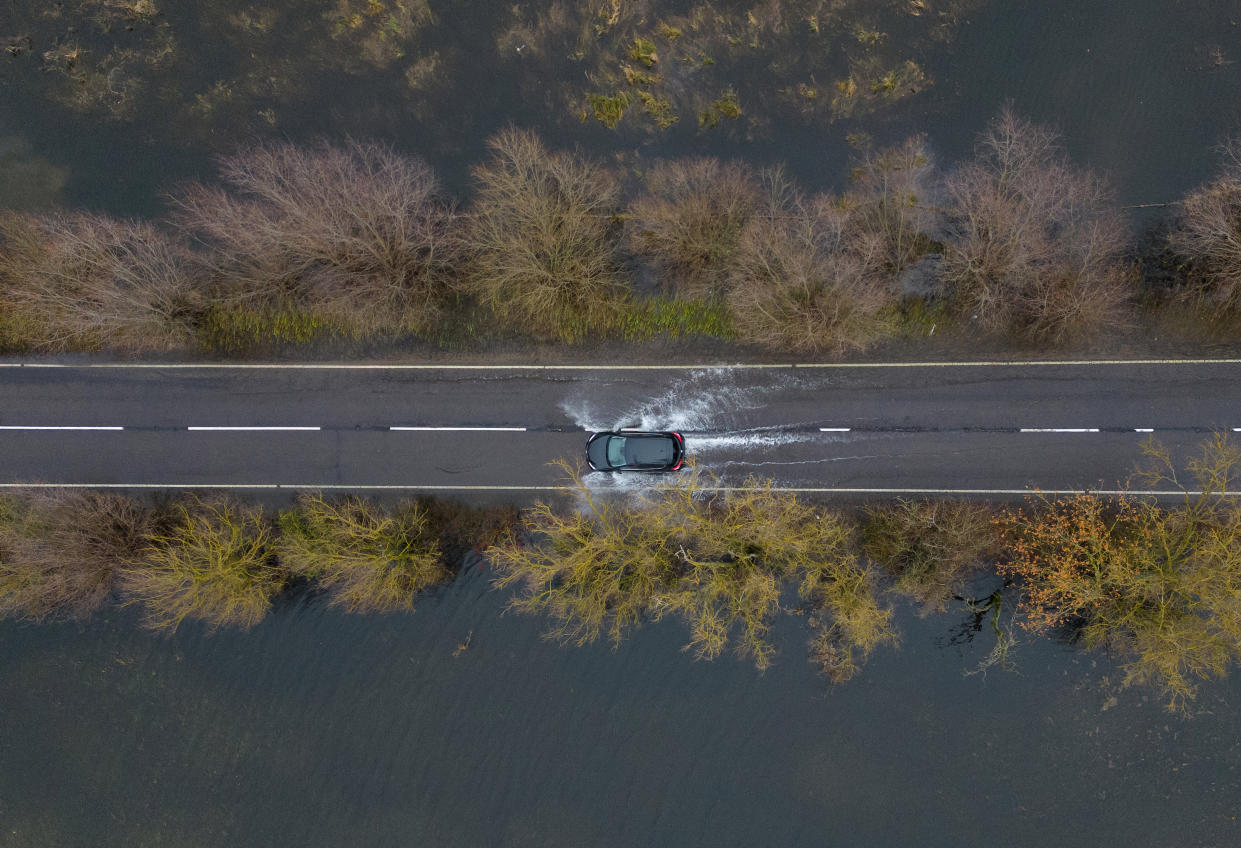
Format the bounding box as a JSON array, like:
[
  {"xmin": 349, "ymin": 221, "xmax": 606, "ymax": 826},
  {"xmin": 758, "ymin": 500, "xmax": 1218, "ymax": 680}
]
[{"xmin": 586, "ymin": 430, "xmax": 685, "ymax": 472}]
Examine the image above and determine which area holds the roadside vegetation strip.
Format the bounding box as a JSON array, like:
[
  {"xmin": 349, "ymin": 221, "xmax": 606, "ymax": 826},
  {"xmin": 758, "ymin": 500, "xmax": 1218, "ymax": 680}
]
[
  {"xmin": 4, "ymin": 113, "xmax": 1241, "ymax": 359},
  {"xmin": 2, "ymin": 436, "xmax": 1240, "ymax": 711}
]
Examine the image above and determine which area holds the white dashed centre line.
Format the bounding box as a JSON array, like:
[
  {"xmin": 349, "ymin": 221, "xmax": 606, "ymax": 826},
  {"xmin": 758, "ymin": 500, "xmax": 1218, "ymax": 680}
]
[
  {"xmin": 0, "ymin": 425, "xmax": 124, "ymax": 430},
  {"xmin": 389, "ymin": 426, "xmax": 528, "ymax": 432},
  {"xmin": 1019, "ymin": 428, "xmax": 1100, "ymax": 433},
  {"xmin": 819, "ymin": 427, "xmax": 852, "ymax": 432},
  {"xmin": 187, "ymin": 426, "xmax": 322, "ymax": 431}
]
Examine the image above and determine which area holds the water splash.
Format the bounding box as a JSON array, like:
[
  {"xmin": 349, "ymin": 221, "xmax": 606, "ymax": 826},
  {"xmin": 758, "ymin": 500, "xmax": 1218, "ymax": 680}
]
[{"xmin": 559, "ymin": 368, "xmax": 788, "ymax": 434}]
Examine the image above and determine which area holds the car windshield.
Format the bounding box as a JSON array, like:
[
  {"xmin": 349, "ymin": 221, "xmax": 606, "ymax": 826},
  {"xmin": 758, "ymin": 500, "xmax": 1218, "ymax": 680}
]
[{"xmin": 606, "ymin": 436, "xmax": 627, "ymax": 467}]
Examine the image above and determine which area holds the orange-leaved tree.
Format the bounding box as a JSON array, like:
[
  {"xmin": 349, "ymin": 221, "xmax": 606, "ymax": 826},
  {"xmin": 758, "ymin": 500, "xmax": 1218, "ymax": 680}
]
[{"xmin": 999, "ymin": 435, "xmax": 1241, "ymax": 711}]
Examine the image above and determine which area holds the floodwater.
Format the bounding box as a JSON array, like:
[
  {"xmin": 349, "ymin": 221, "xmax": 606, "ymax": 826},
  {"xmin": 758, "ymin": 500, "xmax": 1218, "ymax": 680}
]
[
  {"xmin": 3, "ymin": 0, "xmax": 1240, "ymax": 214},
  {"xmin": 2, "ymin": 564, "xmax": 1238, "ymax": 847},
  {"xmin": 3, "ymin": 0, "xmax": 1241, "ymax": 844}
]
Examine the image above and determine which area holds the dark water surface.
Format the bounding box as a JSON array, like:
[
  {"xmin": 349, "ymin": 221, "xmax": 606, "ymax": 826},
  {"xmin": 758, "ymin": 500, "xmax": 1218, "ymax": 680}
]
[
  {"xmin": 1, "ymin": 563, "xmax": 1238, "ymax": 847},
  {"xmin": 3, "ymin": 0, "xmax": 1241, "ymax": 214}
]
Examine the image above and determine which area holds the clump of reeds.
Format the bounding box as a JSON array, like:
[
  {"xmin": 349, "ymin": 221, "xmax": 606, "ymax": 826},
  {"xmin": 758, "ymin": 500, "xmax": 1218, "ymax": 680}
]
[
  {"xmin": 278, "ymin": 493, "xmax": 446, "ymax": 614},
  {"xmin": 121, "ymin": 496, "xmax": 285, "ymax": 632}
]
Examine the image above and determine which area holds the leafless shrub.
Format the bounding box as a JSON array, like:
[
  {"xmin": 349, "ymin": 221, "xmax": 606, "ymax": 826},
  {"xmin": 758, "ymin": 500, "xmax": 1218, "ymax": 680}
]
[
  {"xmin": 465, "ymin": 128, "xmax": 630, "ymax": 341},
  {"xmin": 627, "ymin": 158, "xmax": 762, "ymax": 296},
  {"xmin": 726, "ymin": 174, "xmax": 898, "ymax": 353},
  {"xmin": 848, "ymin": 135, "xmax": 940, "ymax": 274},
  {"xmin": 941, "ymin": 108, "xmax": 1133, "ymax": 342},
  {"xmin": 171, "ymin": 139, "xmax": 459, "ymax": 334},
  {"xmin": 0, "ymin": 211, "xmax": 199, "ymax": 351},
  {"xmin": 1168, "ymin": 138, "xmax": 1241, "ymax": 309},
  {"xmin": 0, "ymin": 490, "xmax": 153, "ymax": 620}
]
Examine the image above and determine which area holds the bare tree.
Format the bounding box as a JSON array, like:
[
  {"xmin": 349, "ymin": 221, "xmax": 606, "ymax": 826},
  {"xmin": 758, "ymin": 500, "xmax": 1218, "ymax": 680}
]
[
  {"xmin": 171, "ymin": 139, "xmax": 459, "ymax": 333},
  {"xmin": 0, "ymin": 212, "xmax": 199, "ymax": 351},
  {"xmin": 465, "ymin": 128, "xmax": 629, "ymax": 341},
  {"xmin": 940, "ymin": 108, "xmax": 1132, "ymax": 342},
  {"xmin": 0, "ymin": 490, "xmax": 152, "ymax": 620},
  {"xmin": 847, "ymin": 134, "xmax": 940, "ymax": 274},
  {"xmin": 727, "ymin": 173, "xmax": 898, "ymax": 353},
  {"xmin": 1169, "ymin": 138, "xmax": 1241, "ymax": 309},
  {"xmin": 627, "ymin": 158, "xmax": 762, "ymax": 297}
]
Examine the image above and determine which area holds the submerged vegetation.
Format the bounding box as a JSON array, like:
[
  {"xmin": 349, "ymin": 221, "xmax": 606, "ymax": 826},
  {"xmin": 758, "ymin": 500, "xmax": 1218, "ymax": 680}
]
[
  {"xmin": 278, "ymin": 493, "xmax": 445, "ymax": 614},
  {"xmin": 1000, "ymin": 436, "xmax": 1241, "ymax": 711},
  {"xmin": 0, "ymin": 490, "xmax": 502, "ymax": 632},
  {"xmin": 0, "ymin": 0, "xmax": 977, "ymax": 143},
  {"xmin": 489, "ymin": 463, "xmax": 894, "ymax": 678},
  {"xmin": 4, "ymin": 438, "xmax": 1240, "ymax": 711}
]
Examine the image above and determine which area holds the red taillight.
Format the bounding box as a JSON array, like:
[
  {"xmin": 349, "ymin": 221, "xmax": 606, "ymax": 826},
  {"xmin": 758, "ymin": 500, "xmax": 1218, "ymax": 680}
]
[
  {"xmin": 671, "ymin": 460, "xmax": 683, "ymax": 471},
  {"xmin": 673, "ymin": 432, "xmax": 683, "ymax": 442}
]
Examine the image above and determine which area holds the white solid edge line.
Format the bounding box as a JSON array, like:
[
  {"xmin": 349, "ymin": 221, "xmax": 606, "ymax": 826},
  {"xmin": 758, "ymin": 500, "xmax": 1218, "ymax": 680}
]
[
  {"xmin": 0, "ymin": 483, "xmax": 1227, "ymax": 496},
  {"xmin": 0, "ymin": 425, "xmax": 124, "ymax": 431},
  {"xmin": 186, "ymin": 426, "xmax": 321, "ymax": 431},
  {"xmin": 8, "ymin": 358, "xmax": 1241, "ymax": 370},
  {"xmin": 819, "ymin": 427, "xmax": 851, "ymax": 432},
  {"xmin": 390, "ymin": 426, "xmax": 528, "ymax": 432},
  {"xmin": 1019, "ymin": 428, "xmax": 1100, "ymax": 433}
]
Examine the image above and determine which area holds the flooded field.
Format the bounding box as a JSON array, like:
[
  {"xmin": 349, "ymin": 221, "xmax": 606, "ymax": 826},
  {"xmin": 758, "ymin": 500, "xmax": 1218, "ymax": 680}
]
[
  {"xmin": 2, "ymin": 566, "xmax": 1238, "ymax": 848},
  {"xmin": 3, "ymin": 0, "xmax": 1240, "ymax": 214}
]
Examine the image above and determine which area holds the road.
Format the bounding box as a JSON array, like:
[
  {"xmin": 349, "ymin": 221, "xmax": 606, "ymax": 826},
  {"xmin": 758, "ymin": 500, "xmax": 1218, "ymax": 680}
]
[{"xmin": 1, "ymin": 359, "xmax": 1240, "ymax": 495}]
